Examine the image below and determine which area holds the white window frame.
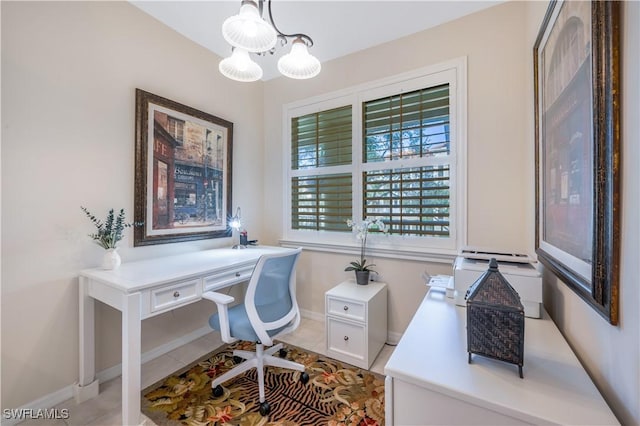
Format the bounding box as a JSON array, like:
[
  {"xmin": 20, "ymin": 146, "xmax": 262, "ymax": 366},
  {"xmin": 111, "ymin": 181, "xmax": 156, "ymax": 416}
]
[{"xmin": 282, "ymin": 57, "xmax": 467, "ymax": 262}]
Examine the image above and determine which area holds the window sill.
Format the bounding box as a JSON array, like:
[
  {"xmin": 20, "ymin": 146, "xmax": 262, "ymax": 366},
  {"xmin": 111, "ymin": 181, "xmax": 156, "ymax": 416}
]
[{"xmin": 279, "ymin": 238, "xmax": 457, "ymax": 264}]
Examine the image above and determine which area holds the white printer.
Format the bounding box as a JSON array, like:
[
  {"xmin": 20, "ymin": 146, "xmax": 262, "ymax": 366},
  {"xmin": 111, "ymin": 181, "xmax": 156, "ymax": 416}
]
[{"xmin": 453, "ymin": 249, "xmax": 542, "ymax": 318}]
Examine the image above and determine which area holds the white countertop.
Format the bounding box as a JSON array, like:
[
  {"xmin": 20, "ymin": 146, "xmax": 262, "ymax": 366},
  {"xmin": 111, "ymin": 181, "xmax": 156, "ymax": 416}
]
[{"xmin": 384, "ymin": 288, "xmax": 618, "ymax": 425}]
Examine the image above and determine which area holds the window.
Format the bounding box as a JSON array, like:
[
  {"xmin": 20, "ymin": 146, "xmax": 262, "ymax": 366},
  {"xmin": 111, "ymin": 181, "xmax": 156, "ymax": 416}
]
[
  {"xmin": 291, "ymin": 174, "xmax": 352, "ymax": 231},
  {"xmin": 167, "ymin": 116, "xmax": 185, "ymax": 144},
  {"xmin": 285, "ymin": 59, "xmax": 466, "ymax": 256},
  {"xmin": 291, "ymin": 106, "xmax": 352, "ymax": 170},
  {"xmin": 363, "ymin": 85, "xmax": 451, "ymax": 238},
  {"xmin": 290, "ymin": 104, "xmax": 354, "ymax": 233}
]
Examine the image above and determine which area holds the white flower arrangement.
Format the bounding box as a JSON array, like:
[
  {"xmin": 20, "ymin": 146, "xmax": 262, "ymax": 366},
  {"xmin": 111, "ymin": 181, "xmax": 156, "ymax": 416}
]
[{"xmin": 344, "ymin": 218, "xmax": 388, "ymax": 272}]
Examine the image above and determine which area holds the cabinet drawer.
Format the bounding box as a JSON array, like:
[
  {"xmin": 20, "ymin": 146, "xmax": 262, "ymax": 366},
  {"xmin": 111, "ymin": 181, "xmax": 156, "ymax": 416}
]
[
  {"xmin": 203, "ymin": 266, "xmax": 253, "ymax": 292},
  {"xmin": 151, "ymin": 279, "xmax": 200, "ymax": 313},
  {"xmin": 327, "ymin": 296, "xmax": 366, "ymax": 322},
  {"xmin": 327, "ymin": 317, "xmax": 366, "ymax": 363}
]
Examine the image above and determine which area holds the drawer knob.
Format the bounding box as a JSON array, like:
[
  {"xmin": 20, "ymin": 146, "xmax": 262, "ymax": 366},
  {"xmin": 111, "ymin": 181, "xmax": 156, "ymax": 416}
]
[
  {"xmin": 344, "ymin": 336, "xmax": 349, "ymax": 341},
  {"xmin": 173, "ymin": 291, "xmax": 180, "ymax": 298},
  {"xmin": 235, "ymin": 272, "xmax": 241, "ymax": 277},
  {"xmin": 343, "ymin": 306, "xmax": 349, "ymax": 311}
]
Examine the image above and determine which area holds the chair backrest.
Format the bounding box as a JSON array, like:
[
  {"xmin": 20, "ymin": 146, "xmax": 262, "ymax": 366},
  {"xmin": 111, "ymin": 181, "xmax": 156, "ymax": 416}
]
[{"xmin": 244, "ymin": 248, "xmax": 302, "ymax": 346}]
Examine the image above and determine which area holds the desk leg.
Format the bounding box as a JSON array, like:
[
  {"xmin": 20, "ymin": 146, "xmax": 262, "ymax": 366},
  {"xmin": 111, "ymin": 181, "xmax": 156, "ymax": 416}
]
[
  {"xmin": 122, "ymin": 292, "xmax": 142, "ymax": 425},
  {"xmin": 385, "ymin": 375, "xmax": 393, "ymax": 425},
  {"xmin": 75, "ymin": 276, "xmax": 99, "ymax": 403}
]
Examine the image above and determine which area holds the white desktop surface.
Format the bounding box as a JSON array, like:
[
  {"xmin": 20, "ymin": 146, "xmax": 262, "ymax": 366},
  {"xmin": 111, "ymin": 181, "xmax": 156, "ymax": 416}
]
[
  {"xmin": 384, "ymin": 289, "xmax": 618, "ymax": 425},
  {"xmin": 80, "ymin": 246, "xmax": 290, "ymax": 293}
]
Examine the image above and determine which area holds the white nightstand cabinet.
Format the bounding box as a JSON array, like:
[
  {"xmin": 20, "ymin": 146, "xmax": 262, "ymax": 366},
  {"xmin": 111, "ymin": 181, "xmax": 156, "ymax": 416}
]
[{"xmin": 325, "ymin": 280, "xmax": 387, "ymax": 369}]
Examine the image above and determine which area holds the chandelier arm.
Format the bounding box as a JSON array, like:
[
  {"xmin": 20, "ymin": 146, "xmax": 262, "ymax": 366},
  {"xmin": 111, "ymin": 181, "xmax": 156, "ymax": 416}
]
[{"xmin": 265, "ymin": 0, "xmax": 314, "ymax": 47}]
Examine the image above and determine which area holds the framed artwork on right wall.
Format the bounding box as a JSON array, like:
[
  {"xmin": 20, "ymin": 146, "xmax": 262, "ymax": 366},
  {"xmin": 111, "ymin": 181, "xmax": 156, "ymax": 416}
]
[{"xmin": 533, "ymin": 0, "xmax": 620, "ymax": 324}]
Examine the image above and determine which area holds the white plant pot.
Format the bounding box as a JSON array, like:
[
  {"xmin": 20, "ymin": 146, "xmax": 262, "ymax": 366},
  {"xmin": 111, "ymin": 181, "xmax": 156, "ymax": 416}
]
[{"xmin": 102, "ymin": 248, "xmax": 121, "ymax": 270}]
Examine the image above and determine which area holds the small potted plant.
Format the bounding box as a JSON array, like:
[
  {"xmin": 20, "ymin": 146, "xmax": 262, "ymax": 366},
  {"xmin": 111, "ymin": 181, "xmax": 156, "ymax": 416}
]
[
  {"xmin": 344, "ymin": 218, "xmax": 388, "ymax": 285},
  {"xmin": 81, "ymin": 206, "xmax": 138, "ymax": 269}
]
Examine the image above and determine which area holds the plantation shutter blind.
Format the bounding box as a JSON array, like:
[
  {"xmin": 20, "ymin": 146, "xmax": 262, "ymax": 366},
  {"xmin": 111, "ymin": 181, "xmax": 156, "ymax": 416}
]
[
  {"xmin": 291, "ymin": 106, "xmax": 352, "ymax": 169},
  {"xmin": 363, "ymin": 166, "xmax": 450, "ymax": 236},
  {"xmin": 291, "ymin": 174, "xmax": 353, "ymax": 231},
  {"xmin": 363, "ymin": 84, "xmax": 451, "ymax": 237},
  {"xmin": 291, "ymin": 106, "xmax": 353, "ymax": 231}
]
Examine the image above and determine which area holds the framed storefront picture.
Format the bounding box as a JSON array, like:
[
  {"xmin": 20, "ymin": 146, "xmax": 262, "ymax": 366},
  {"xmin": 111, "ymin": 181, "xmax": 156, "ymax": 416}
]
[
  {"xmin": 134, "ymin": 89, "xmax": 233, "ymax": 246},
  {"xmin": 533, "ymin": 1, "xmax": 620, "ymax": 324}
]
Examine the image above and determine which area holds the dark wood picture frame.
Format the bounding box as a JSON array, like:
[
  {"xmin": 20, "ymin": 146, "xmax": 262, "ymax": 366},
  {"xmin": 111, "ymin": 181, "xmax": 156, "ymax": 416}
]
[
  {"xmin": 134, "ymin": 89, "xmax": 233, "ymax": 246},
  {"xmin": 533, "ymin": 1, "xmax": 620, "ymax": 324}
]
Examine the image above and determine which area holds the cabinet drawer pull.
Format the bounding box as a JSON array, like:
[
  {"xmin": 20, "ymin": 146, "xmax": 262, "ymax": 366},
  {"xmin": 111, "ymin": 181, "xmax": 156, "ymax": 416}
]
[
  {"xmin": 235, "ymin": 272, "xmax": 241, "ymax": 277},
  {"xmin": 344, "ymin": 336, "xmax": 349, "ymax": 341},
  {"xmin": 173, "ymin": 291, "xmax": 180, "ymax": 298},
  {"xmin": 343, "ymin": 305, "xmax": 349, "ymax": 311}
]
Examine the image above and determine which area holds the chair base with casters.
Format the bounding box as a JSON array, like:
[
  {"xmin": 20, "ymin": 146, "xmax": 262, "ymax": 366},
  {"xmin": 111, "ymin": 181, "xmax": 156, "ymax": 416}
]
[
  {"xmin": 203, "ymin": 248, "xmax": 307, "ymax": 416},
  {"xmin": 210, "ymin": 341, "xmax": 309, "ymax": 415}
]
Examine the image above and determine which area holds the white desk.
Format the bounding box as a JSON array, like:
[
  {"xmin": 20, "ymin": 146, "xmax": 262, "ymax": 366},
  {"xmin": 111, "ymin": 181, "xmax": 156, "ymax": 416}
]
[
  {"xmin": 74, "ymin": 246, "xmax": 292, "ymax": 425},
  {"xmin": 384, "ymin": 288, "xmax": 619, "ymax": 425}
]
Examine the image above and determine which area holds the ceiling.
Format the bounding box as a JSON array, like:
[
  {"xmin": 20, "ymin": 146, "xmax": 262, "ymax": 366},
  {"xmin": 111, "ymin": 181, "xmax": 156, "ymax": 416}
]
[{"xmin": 131, "ymin": 1, "xmax": 503, "ymax": 80}]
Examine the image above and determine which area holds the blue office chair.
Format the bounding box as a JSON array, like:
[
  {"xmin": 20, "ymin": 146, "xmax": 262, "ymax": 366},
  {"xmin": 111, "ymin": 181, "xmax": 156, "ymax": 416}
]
[{"xmin": 202, "ymin": 248, "xmax": 308, "ymax": 416}]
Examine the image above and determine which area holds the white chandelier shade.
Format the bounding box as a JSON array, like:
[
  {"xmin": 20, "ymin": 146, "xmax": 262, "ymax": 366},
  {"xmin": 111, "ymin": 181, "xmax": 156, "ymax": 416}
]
[
  {"xmin": 218, "ymin": 48, "xmax": 263, "ymax": 82},
  {"xmin": 219, "ymin": 0, "xmax": 320, "ymax": 81},
  {"xmin": 277, "ymin": 38, "xmax": 321, "ymax": 79},
  {"xmin": 221, "ymin": 1, "xmax": 277, "ymax": 53}
]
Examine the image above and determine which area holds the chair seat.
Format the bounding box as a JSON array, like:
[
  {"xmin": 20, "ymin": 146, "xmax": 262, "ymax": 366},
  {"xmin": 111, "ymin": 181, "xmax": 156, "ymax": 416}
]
[{"xmin": 209, "ymin": 303, "xmax": 290, "ymax": 343}]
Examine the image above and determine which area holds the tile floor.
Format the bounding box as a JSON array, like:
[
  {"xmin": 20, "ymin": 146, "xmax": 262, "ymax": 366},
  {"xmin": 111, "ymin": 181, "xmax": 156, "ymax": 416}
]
[{"xmin": 19, "ymin": 317, "xmax": 394, "ymax": 425}]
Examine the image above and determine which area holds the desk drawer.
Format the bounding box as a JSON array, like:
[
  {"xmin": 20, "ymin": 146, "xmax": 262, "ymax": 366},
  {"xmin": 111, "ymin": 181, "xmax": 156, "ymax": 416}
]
[
  {"xmin": 327, "ymin": 296, "xmax": 366, "ymax": 322},
  {"xmin": 204, "ymin": 266, "xmax": 253, "ymax": 292},
  {"xmin": 327, "ymin": 317, "xmax": 366, "ymax": 366},
  {"xmin": 151, "ymin": 279, "xmax": 200, "ymax": 313}
]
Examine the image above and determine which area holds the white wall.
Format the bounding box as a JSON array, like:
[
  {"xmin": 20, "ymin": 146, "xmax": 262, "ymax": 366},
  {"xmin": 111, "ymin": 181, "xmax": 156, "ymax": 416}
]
[
  {"xmin": 1, "ymin": 1, "xmax": 264, "ymax": 409},
  {"xmin": 524, "ymin": 2, "xmax": 640, "ymax": 425},
  {"xmin": 262, "ymin": 1, "xmax": 530, "ymax": 339},
  {"xmin": 2, "ymin": 1, "xmax": 638, "ymax": 423}
]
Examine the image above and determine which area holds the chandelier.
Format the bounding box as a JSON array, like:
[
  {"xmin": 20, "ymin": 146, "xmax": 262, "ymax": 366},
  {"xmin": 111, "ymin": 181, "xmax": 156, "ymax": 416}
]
[{"xmin": 219, "ymin": 0, "xmax": 321, "ymax": 82}]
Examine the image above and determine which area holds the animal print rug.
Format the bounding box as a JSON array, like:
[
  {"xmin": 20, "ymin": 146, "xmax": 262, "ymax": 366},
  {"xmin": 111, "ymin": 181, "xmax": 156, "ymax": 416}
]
[{"xmin": 142, "ymin": 341, "xmax": 385, "ymax": 425}]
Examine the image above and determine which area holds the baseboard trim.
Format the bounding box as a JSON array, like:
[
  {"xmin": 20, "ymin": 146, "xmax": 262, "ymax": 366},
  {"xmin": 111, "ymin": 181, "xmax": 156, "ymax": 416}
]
[
  {"xmin": 3, "ymin": 326, "xmax": 214, "ymax": 426},
  {"xmin": 96, "ymin": 325, "xmax": 213, "ymax": 384},
  {"xmin": 387, "ymin": 330, "xmax": 403, "ymax": 345},
  {"xmin": 300, "ymin": 308, "xmax": 324, "ymax": 322},
  {"xmin": 1, "ymin": 385, "xmax": 75, "ymax": 426},
  {"xmin": 6, "ymin": 311, "xmax": 398, "ymax": 424}
]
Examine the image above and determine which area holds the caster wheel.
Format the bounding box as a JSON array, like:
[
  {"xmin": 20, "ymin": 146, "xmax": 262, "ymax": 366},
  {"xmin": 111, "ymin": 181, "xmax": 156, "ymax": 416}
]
[
  {"xmin": 279, "ymin": 348, "xmax": 287, "ymax": 358},
  {"xmin": 233, "ymin": 356, "xmax": 243, "ymax": 364},
  {"xmin": 212, "ymin": 385, "xmax": 224, "ymax": 397},
  {"xmin": 259, "ymin": 401, "xmax": 271, "ymax": 416},
  {"xmin": 300, "ymin": 372, "xmax": 310, "ymax": 384}
]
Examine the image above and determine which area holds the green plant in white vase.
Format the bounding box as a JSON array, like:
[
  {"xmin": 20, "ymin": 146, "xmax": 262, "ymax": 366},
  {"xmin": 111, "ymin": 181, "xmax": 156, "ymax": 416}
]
[{"xmin": 81, "ymin": 206, "xmax": 138, "ymax": 269}]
